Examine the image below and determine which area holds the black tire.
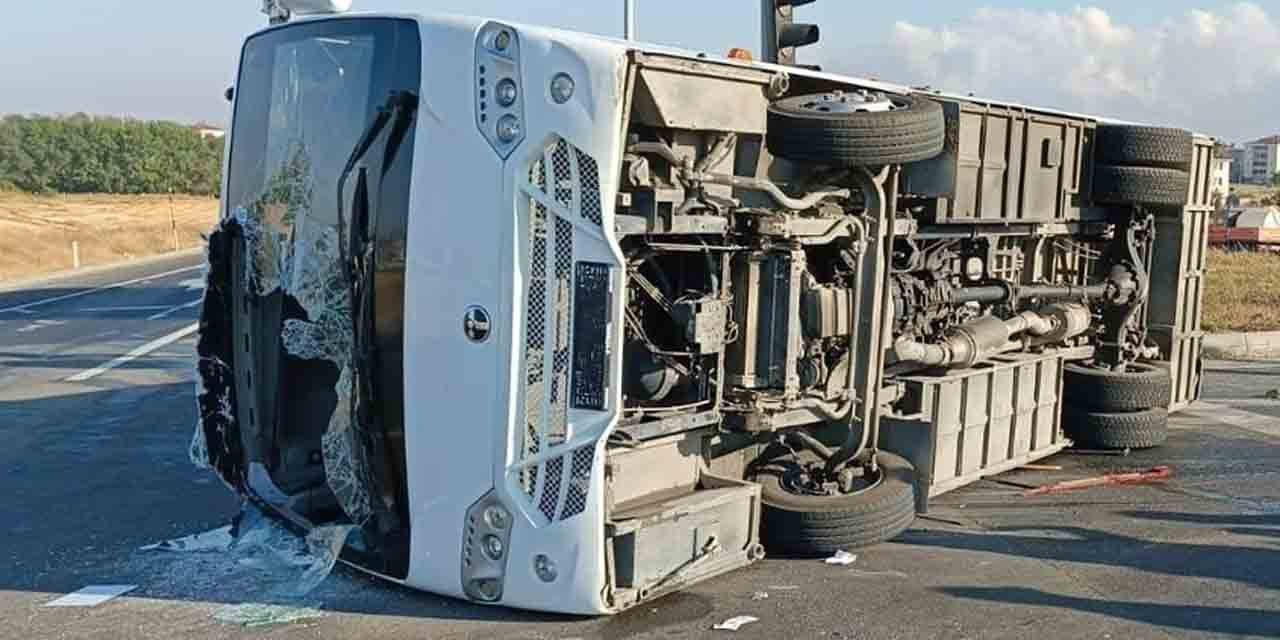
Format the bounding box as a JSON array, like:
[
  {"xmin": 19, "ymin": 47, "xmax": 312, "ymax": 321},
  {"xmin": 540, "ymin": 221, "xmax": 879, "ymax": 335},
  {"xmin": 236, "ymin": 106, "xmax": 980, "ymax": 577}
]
[
  {"xmin": 766, "ymin": 92, "xmax": 945, "ymax": 167},
  {"xmin": 1063, "ymin": 405, "xmax": 1169, "ymax": 450},
  {"xmin": 1092, "ymin": 165, "xmax": 1189, "ymax": 207},
  {"xmin": 1095, "ymin": 125, "xmax": 1194, "ymax": 170},
  {"xmin": 1063, "ymin": 362, "xmax": 1171, "ymax": 413},
  {"xmin": 754, "ymin": 450, "xmax": 917, "ymax": 557}
]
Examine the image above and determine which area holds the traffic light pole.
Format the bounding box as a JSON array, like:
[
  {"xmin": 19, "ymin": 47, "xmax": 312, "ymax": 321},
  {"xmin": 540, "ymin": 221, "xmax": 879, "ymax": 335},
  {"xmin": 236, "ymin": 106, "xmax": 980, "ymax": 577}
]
[
  {"xmin": 760, "ymin": 0, "xmax": 780, "ymax": 63},
  {"xmin": 624, "ymin": 0, "xmax": 637, "ymax": 40}
]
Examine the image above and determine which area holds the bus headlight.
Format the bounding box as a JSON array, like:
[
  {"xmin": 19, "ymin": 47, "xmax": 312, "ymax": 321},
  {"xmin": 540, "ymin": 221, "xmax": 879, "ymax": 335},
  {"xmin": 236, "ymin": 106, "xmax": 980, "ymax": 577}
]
[
  {"xmin": 550, "ymin": 73, "xmax": 575, "ymax": 104},
  {"xmin": 462, "ymin": 492, "xmax": 512, "ymax": 603},
  {"xmin": 475, "ymin": 23, "xmax": 525, "ymax": 157},
  {"xmin": 496, "ymin": 115, "xmax": 522, "ymax": 144},
  {"xmin": 495, "ymin": 79, "xmax": 519, "ymax": 107}
]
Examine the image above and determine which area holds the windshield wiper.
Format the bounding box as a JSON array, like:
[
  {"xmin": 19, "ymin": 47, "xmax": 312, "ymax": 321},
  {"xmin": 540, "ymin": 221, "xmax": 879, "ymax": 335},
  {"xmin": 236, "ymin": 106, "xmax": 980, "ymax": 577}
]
[
  {"xmin": 334, "ymin": 89, "xmax": 417, "ymax": 534},
  {"xmin": 336, "ymin": 89, "xmax": 418, "ymax": 255}
]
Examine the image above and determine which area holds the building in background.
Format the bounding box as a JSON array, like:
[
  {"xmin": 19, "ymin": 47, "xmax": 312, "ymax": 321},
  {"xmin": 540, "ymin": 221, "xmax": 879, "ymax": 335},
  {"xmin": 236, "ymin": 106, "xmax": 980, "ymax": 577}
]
[
  {"xmin": 1230, "ymin": 146, "xmax": 1247, "ymax": 183},
  {"xmin": 1211, "ymin": 156, "xmax": 1232, "ymax": 202},
  {"xmin": 193, "ymin": 122, "xmax": 226, "ymax": 140},
  {"xmin": 1235, "ymin": 136, "xmax": 1280, "ymax": 184}
]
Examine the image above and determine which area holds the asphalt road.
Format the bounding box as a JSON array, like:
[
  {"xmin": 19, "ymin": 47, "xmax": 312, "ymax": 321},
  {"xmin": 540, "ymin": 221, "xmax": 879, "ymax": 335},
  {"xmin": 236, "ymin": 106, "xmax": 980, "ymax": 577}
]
[{"xmin": 3, "ymin": 257, "xmax": 1280, "ymax": 639}]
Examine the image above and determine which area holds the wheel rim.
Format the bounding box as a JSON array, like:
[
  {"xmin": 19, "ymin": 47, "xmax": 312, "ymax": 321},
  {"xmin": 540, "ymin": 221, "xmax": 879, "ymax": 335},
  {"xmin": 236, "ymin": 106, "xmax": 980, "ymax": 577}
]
[
  {"xmin": 775, "ymin": 455, "xmax": 885, "ymax": 498},
  {"xmin": 795, "ymin": 90, "xmax": 906, "ymax": 114}
]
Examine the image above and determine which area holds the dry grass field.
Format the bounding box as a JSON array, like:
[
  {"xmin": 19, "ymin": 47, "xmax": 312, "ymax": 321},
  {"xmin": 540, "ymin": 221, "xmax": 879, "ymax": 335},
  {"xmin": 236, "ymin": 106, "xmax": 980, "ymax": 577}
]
[
  {"xmin": 1204, "ymin": 248, "xmax": 1280, "ymax": 333},
  {"xmin": 0, "ymin": 192, "xmax": 218, "ymax": 283}
]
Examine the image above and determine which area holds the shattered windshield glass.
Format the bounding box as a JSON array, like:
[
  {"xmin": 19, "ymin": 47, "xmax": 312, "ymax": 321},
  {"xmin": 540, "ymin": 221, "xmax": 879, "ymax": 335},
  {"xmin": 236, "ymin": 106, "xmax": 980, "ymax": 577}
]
[{"xmin": 196, "ymin": 18, "xmax": 420, "ymax": 579}]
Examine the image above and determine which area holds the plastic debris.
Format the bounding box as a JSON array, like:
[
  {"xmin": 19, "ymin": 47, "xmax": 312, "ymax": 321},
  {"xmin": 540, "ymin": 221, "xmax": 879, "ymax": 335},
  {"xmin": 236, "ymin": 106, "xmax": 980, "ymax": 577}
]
[
  {"xmin": 848, "ymin": 569, "xmax": 909, "ymax": 578},
  {"xmin": 140, "ymin": 526, "xmax": 233, "ymax": 553},
  {"xmin": 213, "ymin": 603, "xmax": 326, "ymax": 628},
  {"xmin": 143, "ymin": 505, "xmax": 352, "ymax": 597},
  {"xmin": 1019, "ymin": 464, "xmax": 1064, "ymax": 471},
  {"xmin": 713, "ymin": 616, "xmax": 759, "ymax": 631},
  {"xmin": 751, "ymin": 591, "xmax": 769, "ymax": 601},
  {"xmin": 45, "ymin": 585, "xmax": 137, "ymax": 607},
  {"xmin": 1024, "ymin": 466, "xmax": 1173, "ymax": 496},
  {"xmin": 824, "ymin": 550, "xmax": 857, "ymax": 565}
]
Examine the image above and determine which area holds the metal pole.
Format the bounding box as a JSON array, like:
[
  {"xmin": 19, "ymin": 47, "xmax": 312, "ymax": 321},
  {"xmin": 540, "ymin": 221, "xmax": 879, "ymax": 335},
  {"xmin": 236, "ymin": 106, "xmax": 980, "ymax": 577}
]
[
  {"xmin": 760, "ymin": 0, "xmax": 779, "ymax": 63},
  {"xmin": 624, "ymin": 0, "xmax": 637, "ymax": 40}
]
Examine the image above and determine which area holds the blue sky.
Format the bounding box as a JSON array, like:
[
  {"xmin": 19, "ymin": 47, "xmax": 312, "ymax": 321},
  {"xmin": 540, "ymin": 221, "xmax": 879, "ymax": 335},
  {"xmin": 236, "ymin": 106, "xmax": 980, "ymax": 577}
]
[{"xmin": 1, "ymin": 1, "xmax": 1273, "ymax": 140}]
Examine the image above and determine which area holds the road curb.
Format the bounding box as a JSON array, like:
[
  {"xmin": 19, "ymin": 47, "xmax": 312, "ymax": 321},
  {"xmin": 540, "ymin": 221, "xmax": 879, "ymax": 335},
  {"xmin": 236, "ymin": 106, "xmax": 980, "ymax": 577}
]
[
  {"xmin": 0, "ymin": 247, "xmax": 204, "ymax": 294},
  {"xmin": 1203, "ymin": 331, "xmax": 1280, "ymax": 361}
]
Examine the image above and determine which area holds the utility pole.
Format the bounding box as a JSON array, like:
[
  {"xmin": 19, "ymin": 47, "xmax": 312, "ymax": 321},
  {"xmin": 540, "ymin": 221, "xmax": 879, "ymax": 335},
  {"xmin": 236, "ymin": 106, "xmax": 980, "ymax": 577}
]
[{"xmin": 624, "ymin": 0, "xmax": 637, "ymax": 40}]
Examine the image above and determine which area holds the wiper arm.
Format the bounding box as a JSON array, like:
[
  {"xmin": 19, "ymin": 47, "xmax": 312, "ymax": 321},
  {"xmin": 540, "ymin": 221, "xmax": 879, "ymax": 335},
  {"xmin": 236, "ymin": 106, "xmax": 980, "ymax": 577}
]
[
  {"xmin": 336, "ymin": 89, "xmax": 418, "ymax": 256},
  {"xmin": 334, "ymin": 90, "xmax": 417, "ymax": 533}
]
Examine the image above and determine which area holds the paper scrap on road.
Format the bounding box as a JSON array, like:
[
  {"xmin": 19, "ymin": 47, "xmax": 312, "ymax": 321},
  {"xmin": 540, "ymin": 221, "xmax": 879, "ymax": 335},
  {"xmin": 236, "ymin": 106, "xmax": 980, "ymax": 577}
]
[
  {"xmin": 214, "ymin": 603, "xmax": 326, "ymax": 627},
  {"xmin": 712, "ymin": 615, "xmax": 759, "ymax": 631},
  {"xmin": 824, "ymin": 550, "xmax": 857, "ymax": 565},
  {"xmin": 45, "ymin": 585, "xmax": 137, "ymax": 607}
]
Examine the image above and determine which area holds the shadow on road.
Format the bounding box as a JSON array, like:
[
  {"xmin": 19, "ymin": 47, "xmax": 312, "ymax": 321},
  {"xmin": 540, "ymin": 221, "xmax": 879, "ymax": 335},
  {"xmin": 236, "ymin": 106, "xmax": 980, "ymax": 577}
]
[
  {"xmin": 900, "ymin": 523, "xmax": 1280, "ymax": 591},
  {"xmin": 904, "ymin": 518, "xmax": 1280, "ymax": 636},
  {"xmin": 939, "ymin": 587, "xmax": 1280, "ymax": 638}
]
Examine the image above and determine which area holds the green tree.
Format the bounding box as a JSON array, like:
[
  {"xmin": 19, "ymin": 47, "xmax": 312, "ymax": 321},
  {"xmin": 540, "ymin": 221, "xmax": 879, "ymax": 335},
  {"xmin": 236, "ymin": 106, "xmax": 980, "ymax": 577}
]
[{"xmin": 0, "ymin": 114, "xmax": 224, "ymax": 196}]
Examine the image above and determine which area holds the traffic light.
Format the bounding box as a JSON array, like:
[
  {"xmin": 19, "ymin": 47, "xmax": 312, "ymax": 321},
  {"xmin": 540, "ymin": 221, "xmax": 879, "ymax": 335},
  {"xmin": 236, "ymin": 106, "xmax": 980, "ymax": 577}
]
[{"xmin": 762, "ymin": 0, "xmax": 820, "ymax": 66}]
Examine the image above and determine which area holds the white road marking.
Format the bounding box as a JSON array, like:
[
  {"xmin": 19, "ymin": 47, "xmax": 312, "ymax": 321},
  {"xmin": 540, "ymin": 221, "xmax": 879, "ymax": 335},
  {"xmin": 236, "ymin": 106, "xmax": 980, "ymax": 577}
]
[
  {"xmin": 45, "ymin": 585, "xmax": 137, "ymax": 607},
  {"xmin": 15, "ymin": 319, "xmax": 68, "ymax": 334},
  {"xmin": 146, "ymin": 298, "xmax": 203, "ymax": 321},
  {"xmin": 64, "ymin": 323, "xmax": 199, "ymax": 382},
  {"xmin": 80, "ymin": 305, "xmax": 172, "ymax": 313},
  {"xmin": 178, "ymin": 277, "xmax": 206, "ymax": 291},
  {"xmin": 0, "ymin": 264, "xmax": 202, "ymax": 314},
  {"xmin": 1183, "ymin": 401, "xmax": 1280, "ymax": 439}
]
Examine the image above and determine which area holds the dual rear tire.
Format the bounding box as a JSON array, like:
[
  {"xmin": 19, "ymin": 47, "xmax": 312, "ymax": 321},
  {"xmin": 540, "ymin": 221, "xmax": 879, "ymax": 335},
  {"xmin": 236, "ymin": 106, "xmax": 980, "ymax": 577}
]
[
  {"xmin": 1062, "ymin": 362, "xmax": 1172, "ymax": 449},
  {"xmin": 1091, "ymin": 125, "xmax": 1194, "ymax": 208}
]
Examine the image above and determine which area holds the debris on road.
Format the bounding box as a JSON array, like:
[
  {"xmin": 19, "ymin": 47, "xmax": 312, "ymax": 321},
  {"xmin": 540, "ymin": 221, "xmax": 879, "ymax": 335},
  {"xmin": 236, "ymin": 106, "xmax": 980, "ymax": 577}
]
[
  {"xmin": 1067, "ymin": 447, "xmax": 1132, "ymax": 457},
  {"xmin": 1024, "ymin": 466, "xmax": 1173, "ymax": 496},
  {"xmin": 848, "ymin": 569, "xmax": 909, "ymax": 578},
  {"xmin": 751, "ymin": 591, "xmax": 769, "ymax": 601},
  {"xmin": 824, "ymin": 550, "xmax": 857, "ymax": 566},
  {"xmin": 214, "ymin": 603, "xmax": 326, "ymax": 628},
  {"xmin": 45, "ymin": 585, "xmax": 137, "ymax": 607},
  {"xmin": 140, "ymin": 525, "xmax": 233, "ymax": 552},
  {"xmin": 1020, "ymin": 464, "xmax": 1064, "ymax": 471},
  {"xmin": 141, "ymin": 504, "xmax": 352, "ymax": 597},
  {"xmin": 712, "ymin": 615, "xmax": 759, "ymax": 631}
]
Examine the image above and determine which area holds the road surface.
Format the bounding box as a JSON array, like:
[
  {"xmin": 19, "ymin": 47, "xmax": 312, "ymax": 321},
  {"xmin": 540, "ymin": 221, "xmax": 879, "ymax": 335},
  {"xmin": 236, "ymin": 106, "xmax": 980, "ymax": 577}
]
[{"xmin": 2, "ymin": 255, "xmax": 1279, "ymax": 639}]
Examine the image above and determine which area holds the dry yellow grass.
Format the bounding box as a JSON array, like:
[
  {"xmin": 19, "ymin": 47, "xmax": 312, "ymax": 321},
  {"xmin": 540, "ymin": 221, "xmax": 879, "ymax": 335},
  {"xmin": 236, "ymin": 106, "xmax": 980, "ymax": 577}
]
[
  {"xmin": 1204, "ymin": 248, "xmax": 1280, "ymax": 333},
  {"xmin": 0, "ymin": 192, "xmax": 219, "ymax": 283}
]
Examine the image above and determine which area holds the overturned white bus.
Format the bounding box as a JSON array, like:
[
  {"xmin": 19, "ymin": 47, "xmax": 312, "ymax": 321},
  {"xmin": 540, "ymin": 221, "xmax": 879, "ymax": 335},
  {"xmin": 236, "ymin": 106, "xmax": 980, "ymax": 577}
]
[{"xmin": 194, "ymin": 1, "xmax": 1211, "ymax": 615}]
